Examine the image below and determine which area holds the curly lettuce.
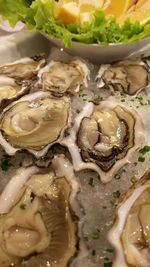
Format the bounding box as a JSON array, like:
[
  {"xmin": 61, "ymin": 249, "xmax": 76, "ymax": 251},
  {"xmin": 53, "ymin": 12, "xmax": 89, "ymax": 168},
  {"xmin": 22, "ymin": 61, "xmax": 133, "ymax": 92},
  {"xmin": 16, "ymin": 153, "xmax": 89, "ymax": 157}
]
[{"xmin": 0, "ymin": 0, "xmax": 150, "ymax": 47}]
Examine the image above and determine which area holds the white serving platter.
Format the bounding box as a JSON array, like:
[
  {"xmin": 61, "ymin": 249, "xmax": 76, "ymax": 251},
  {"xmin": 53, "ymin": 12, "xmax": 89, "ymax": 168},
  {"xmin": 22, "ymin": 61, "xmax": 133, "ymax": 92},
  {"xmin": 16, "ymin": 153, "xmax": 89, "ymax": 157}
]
[{"xmin": 0, "ymin": 29, "xmax": 150, "ymax": 267}]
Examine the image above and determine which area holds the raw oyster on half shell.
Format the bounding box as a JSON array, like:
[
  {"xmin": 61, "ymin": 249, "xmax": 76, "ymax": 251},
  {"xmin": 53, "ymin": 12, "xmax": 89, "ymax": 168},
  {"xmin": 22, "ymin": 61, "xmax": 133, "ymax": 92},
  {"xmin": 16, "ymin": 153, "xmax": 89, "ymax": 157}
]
[
  {"xmin": 0, "ymin": 91, "xmax": 71, "ymax": 157},
  {"xmin": 108, "ymin": 169, "xmax": 150, "ymax": 267},
  {"xmin": 0, "ymin": 56, "xmax": 46, "ymax": 107},
  {"xmin": 0, "ymin": 56, "xmax": 46, "ymax": 80},
  {"xmin": 0, "ymin": 155, "xmax": 82, "ymax": 267},
  {"xmin": 38, "ymin": 59, "xmax": 90, "ymax": 97},
  {"xmin": 96, "ymin": 60, "xmax": 150, "ymax": 96},
  {"xmin": 0, "ymin": 76, "xmax": 29, "ymax": 106},
  {"xmin": 62, "ymin": 98, "xmax": 144, "ymax": 183}
]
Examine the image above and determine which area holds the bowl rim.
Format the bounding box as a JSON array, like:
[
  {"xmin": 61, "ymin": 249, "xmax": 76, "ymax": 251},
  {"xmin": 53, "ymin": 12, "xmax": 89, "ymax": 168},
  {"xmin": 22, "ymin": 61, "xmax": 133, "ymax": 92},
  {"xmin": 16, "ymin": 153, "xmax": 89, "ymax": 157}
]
[{"xmin": 41, "ymin": 31, "xmax": 150, "ymax": 48}]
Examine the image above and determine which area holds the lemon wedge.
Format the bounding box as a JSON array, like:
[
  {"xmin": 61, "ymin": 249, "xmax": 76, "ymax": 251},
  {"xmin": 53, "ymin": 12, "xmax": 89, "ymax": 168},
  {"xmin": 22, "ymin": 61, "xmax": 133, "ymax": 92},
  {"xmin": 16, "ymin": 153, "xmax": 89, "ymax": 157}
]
[
  {"xmin": 54, "ymin": 1, "xmax": 80, "ymax": 25},
  {"xmin": 118, "ymin": 9, "xmax": 150, "ymax": 25},
  {"xmin": 79, "ymin": 0, "xmax": 104, "ymax": 12},
  {"xmin": 102, "ymin": 0, "xmax": 137, "ymax": 17},
  {"xmin": 79, "ymin": 11, "xmax": 93, "ymax": 24},
  {"xmin": 135, "ymin": 0, "xmax": 150, "ymax": 11},
  {"xmin": 135, "ymin": 0, "xmax": 148, "ymax": 9}
]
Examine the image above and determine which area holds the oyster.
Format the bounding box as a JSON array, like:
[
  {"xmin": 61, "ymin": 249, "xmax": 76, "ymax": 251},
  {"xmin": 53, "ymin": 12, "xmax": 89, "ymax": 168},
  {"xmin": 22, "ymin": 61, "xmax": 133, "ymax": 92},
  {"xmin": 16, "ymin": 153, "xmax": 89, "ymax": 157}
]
[
  {"xmin": 0, "ymin": 155, "xmax": 81, "ymax": 267},
  {"xmin": 0, "ymin": 91, "xmax": 71, "ymax": 157},
  {"xmin": 108, "ymin": 169, "xmax": 150, "ymax": 267},
  {"xmin": 0, "ymin": 76, "xmax": 29, "ymax": 107},
  {"xmin": 62, "ymin": 98, "xmax": 144, "ymax": 183},
  {"xmin": 38, "ymin": 59, "xmax": 90, "ymax": 97},
  {"xmin": 96, "ymin": 60, "xmax": 150, "ymax": 96},
  {"xmin": 0, "ymin": 56, "xmax": 46, "ymax": 107},
  {"xmin": 0, "ymin": 56, "xmax": 46, "ymax": 80}
]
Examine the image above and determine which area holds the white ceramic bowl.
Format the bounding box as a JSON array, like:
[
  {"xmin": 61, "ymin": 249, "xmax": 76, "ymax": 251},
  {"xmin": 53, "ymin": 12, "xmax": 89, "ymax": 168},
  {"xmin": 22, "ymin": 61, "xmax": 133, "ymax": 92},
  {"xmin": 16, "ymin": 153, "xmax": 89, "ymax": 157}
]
[{"xmin": 43, "ymin": 33, "xmax": 150, "ymax": 63}]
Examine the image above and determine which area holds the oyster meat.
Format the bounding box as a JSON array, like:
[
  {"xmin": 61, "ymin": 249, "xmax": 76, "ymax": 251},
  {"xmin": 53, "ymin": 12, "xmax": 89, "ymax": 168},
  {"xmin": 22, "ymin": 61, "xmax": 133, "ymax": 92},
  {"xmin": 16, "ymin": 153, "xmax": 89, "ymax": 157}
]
[
  {"xmin": 108, "ymin": 169, "xmax": 150, "ymax": 267},
  {"xmin": 0, "ymin": 91, "xmax": 71, "ymax": 157},
  {"xmin": 38, "ymin": 59, "xmax": 90, "ymax": 97},
  {"xmin": 96, "ymin": 60, "xmax": 150, "ymax": 96},
  {"xmin": 0, "ymin": 155, "xmax": 81, "ymax": 267},
  {"xmin": 62, "ymin": 98, "xmax": 144, "ymax": 183}
]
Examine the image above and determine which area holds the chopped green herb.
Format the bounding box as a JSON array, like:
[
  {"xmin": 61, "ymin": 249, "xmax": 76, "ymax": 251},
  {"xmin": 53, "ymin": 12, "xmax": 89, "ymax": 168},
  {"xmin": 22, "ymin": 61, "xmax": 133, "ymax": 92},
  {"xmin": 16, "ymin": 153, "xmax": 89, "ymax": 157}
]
[
  {"xmin": 88, "ymin": 177, "xmax": 94, "ymax": 187},
  {"xmin": 1, "ymin": 155, "xmax": 12, "ymax": 171},
  {"xmin": 20, "ymin": 203, "xmax": 27, "ymax": 210},
  {"xmin": 104, "ymin": 262, "xmax": 112, "ymax": 267},
  {"xmin": 81, "ymin": 93, "xmax": 87, "ymax": 97},
  {"xmin": 92, "ymin": 249, "xmax": 96, "ymax": 256},
  {"xmin": 94, "ymin": 95, "xmax": 103, "ymax": 101},
  {"xmin": 136, "ymin": 96, "xmax": 143, "ymax": 101},
  {"xmin": 104, "ymin": 257, "xmax": 110, "ymax": 261},
  {"xmin": 138, "ymin": 156, "xmax": 145, "ymax": 162},
  {"xmin": 103, "ymin": 206, "xmax": 107, "ymax": 209},
  {"xmin": 121, "ymin": 99, "xmax": 125, "ymax": 102},
  {"xmin": 134, "ymin": 162, "xmax": 137, "ymax": 166},
  {"xmin": 148, "ymin": 100, "xmax": 150, "ymax": 105},
  {"xmin": 114, "ymin": 173, "xmax": 121, "ymax": 180},
  {"xmin": 113, "ymin": 190, "xmax": 121, "ymax": 199},
  {"xmin": 139, "ymin": 146, "xmax": 150, "ymax": 155},
  {"xmin": 110, "ymin": 199, "xmax": 117, "ymax": 207},
  {"xmin": 130, "ymin": 176, "xmax": 137, "ymax": 184},
  {"xmin": 76, "ymin": 109, "xmax": 80, "ymax": 114},
  {"xmin": 105, "ymin": 248, "xmax": 114, "ymax": 253},
  {"xmin": 91, "ymin": 230, "xmax": 100, "ymax": 240}
]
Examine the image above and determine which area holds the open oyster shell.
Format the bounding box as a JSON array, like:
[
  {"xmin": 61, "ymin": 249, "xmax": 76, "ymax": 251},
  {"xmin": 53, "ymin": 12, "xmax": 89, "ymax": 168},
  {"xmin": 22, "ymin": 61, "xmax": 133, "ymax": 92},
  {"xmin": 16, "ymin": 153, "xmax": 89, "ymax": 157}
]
[
  {"xmin": 0, "ymin": 155, "xmax": 84, "ymax": 267},
  {"xmin": 62, "ymin": 98, "xmax": 144, "ymax": 183},
  {"xmin": 0, "ymin": 56, "xmax": 46, "ymax": 80},
  {"xmin": 38, "ymin": 59, "xmax": 90, "ymax": 97},
  {"xmin": 0, "ymin": 56, "xmax": 46, "ymax": 107},
  {"xmin": 108, "ymin": 169, "xmax": 150, "ymax": 267},
  {"xmin": 96, "ymin": 60, "xmax": 150, "ymax": 96},
  {"xmin": 0, "ymin": 91, "xmax": 71, "ymax": 158},
  {"xmin": 0, "ymin": 76, "xmax": 29, "ymax": 108}
]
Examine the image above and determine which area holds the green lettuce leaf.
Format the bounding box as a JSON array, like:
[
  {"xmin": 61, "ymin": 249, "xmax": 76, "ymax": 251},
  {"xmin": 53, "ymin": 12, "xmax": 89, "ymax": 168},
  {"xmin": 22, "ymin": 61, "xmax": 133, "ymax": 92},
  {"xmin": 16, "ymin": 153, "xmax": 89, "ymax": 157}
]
[
  {"xmin": 0, "ymin": 0, "xmax": 150, "ymax": 47},
  {"xmin": 0, "ymin": 0, "xmax": 30, "ymax": 25}
]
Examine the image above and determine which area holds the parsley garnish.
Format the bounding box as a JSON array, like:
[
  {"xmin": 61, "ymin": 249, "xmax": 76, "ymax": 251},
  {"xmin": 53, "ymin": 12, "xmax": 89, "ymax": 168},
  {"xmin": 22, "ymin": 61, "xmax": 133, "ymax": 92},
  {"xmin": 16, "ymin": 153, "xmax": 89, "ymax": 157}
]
[
  {"xmin": 105, "ymin": 248, "xmax": 114, "ymax": 253},
  {"xmin": 91, "ymin": 229, "xmax": 100, "ymax": 240},
  {"xmin": 139, "ymin": 146, "xmax": 150, "ymax": 155},
  {"xmin": 113, "ymin": 190, "xmax": 121, "ymax": 199},
  {"xmin": 138, "ymin": 156, "xmax": 145, "ymax": 162},
  {"xmin": 76, "ymin": 109, "xmax": 80, "ymax": 114},
  {"xmin": 92, "ymin": 249, "xmax": 96, "ymax": 256},
  {"xmin": 88, "ymin": 177, "xmax": 94, "ymax": 187},
  {"xmin": 104, "ymin": 262, "xmax": 112, "ymax": 267},
  {"xmin": 1, "ymin": 155, "xmax": 12, "ymax": 171},
  {"xmin": 20, "ymin": 203, "xmax": 27, "ymax": 210}
]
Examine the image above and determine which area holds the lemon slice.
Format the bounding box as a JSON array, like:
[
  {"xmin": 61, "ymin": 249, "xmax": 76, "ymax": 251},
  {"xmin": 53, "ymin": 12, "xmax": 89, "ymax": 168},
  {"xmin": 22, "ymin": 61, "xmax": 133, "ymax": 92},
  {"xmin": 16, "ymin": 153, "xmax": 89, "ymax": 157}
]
[
  {"xmin": 135, "ymin": 0, "xmax": 150, "ymax": 11},
  {"xmin": 79, "ymin": 0, "xmax": 104, "ymax": 12},
  {"xmin": 79, "ymin": 12, "xmax": 93, "ymax": 24},
  {"xmin": 54, "ymin": 1, "xmax": 80, "ymax": 25},
  {"xmin": 118, "ymin": 9, "xmax": 150, "ymax": 25},
  {"xmin": 135, "ymin": 0, "xmax": 148, "ymax": 9},
  {"xmin": 102, "ymin": 0, "xmax": 137, "ymax": 17}
]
